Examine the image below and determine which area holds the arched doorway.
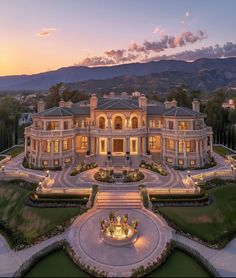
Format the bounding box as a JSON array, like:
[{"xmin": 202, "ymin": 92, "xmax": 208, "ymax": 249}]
[
  {"xmin": 114, "ymin": 116, "xmax": 123, "ymax": 130},
  {"xmin": 99, "ymin": 117, "xmax": 105, "ymax": 129},
  {"xmin": 131, "ymin": 117, "xmax": 138, "ymax": 129}
]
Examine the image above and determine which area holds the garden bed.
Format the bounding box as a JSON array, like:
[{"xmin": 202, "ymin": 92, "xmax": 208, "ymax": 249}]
[
  {"xmin": 70, "ymin": 162, "xmax": 97, "ymax": 176},
  {"xmin": 140, "ymin": 160, "xmax": 167, "ymax": 176},
  {"xmin": 213, "ymin": 145, "xmax": 236, "ymax": 158},
  {"xmin": 1, "ymin": 146, "xmax": 24, "ymax": 157}
]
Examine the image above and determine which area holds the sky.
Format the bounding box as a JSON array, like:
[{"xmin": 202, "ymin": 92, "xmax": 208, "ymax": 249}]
[{"xmin": 0, "ymin": 0, "xmax": 235, "ymax": 76}]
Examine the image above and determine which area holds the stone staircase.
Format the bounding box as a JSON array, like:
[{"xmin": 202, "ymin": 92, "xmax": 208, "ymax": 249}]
[
  {"xmin": 95, "ymin": 190, "xmax": 142, "ymax": 209},
  {"xmin": 111, "ymin": 156, "xmax": 125, "ymax": 167}
]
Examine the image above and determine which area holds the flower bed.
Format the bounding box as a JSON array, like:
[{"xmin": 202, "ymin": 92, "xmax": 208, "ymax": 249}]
[
  {"xmin": 70, "ymin": 162, "xmax": 97, "ymax": 176},
  {"xmin": 140, "ymin": 160, "xmax": 167, "ymax": 176},
  {"xmin": 94, "ymin": 169, "xmax": 114, "ymax": 183}
]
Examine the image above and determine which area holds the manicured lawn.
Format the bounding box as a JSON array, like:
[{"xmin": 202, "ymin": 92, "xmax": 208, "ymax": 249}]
[
  {"xmin": 213, "ymin": 145, "xmax": 235, "ymax": 157},
  {"xmin": 147, "ymin": 249, "xmax": 209, "ymax": 277},
  {"xmin": 1, "ymin": 146, "xmax": 24, "ymax": 157},
  {"xmin": 0, "ymin": 155, "xmax": 5, "ymax": 161},
  {"xmin": 157, "ymin": 183, "xmax": 236, "ymax": 246},
  {"xmin": 25, "ymin": 250, "xmax": 90, "ymax": 277},
  {"xmin": 0, "ymin": 180, "xmax": 84, "ymax": 245}
]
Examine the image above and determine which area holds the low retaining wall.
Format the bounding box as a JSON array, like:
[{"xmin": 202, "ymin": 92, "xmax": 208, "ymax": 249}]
[
  {"xmin": 0, "ymin": 155, "xmax": 11, "ymax": 168},
  {"xmin": 147, "ymin": 187, "xmax": 200, "ymax": 195},
  {"xmin": 36, "ymin": 187, "xmax": 91, "ymax": 195},
  {"xmin": 192, "ymin": 170, "xmax": 236, "ymax": 182}
]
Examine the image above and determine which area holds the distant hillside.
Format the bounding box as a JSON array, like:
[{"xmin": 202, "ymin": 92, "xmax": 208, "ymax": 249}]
[
  {"xmin": 0, "ymin": 57, "xmax": 236, "ymax": 91},
  {"xmin": 65, "ymin": 68, "xmax": 236, "ymax": 94}
]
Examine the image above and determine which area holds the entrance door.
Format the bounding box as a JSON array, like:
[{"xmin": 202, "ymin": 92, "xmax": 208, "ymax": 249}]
[{"xmin": 113, "ymin": 139, "xmax": 124, "ymax": 154}]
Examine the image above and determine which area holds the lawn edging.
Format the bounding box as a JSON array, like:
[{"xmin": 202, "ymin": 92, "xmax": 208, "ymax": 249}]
[{"xmin": 172, "ymin": 240, "xmax": 221, "ymax": 278}]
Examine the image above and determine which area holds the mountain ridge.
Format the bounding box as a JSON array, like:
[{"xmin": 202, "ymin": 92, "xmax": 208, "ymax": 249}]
[{"xmin": 0, "ymin": 57, "xmax": 236, "ymax": 91}]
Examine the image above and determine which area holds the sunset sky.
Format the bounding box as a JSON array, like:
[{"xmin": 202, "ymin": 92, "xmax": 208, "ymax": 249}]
[{"xmin": 0, "ymin": 0, "xmax": 235, "ymax": 76}]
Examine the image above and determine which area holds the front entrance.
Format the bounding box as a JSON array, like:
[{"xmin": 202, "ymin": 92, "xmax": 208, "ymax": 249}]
[{"xmin": 113, "ymin": 139, "xmax": 124, "ymax": 155}]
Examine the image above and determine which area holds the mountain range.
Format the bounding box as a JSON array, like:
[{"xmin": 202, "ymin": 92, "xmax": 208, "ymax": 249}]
[{"xmin": 0, "ymin": 57, "xmax": 236, "ymax": 92}]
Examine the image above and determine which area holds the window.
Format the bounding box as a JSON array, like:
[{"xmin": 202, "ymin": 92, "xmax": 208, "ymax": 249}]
[
  {"xmin": 54, "ymin": 140, "xmax": 59, "ymax": 153},
  {"xmin": 101, "ymin": 140, "xmax": 105, "ymax": 153},
  {"xmin": 190, "ymin": 160, "xmax": 196, "ymax": 166},
  {"xmin": 64, "ymin": 121, "xmax": 69, "ymax": 130},
  {"xmin": 42, "ymin": 160, "xmax": 48, "ymax": 166},
  {"xmin": 32, "ymin": 139, "xmax": 36, "ymax": 151},
  {"xmin": 46, "ymin": 121, "xmax": 59, "ymax": 130},
  {"xmin": 178, "ymin": 121, "xmax": 189, "ymax": 130},
  {"xmin": 157, "ymin": 120, "xmax": 162, "ymax": 128},
  {"xmin": 186, "ymin": 140, "xmax": 196, "ymax": 152},
  {"xmin": 54, "ymin": 160, "xmax": 59, "ymax": 166},
  {"xmin": 167, "ymin": 139, "xmax": 175, "ymax": 150},
  {"xmin": 131, "ymin": 117, "xmax": 138, "ymax": 129},
  {"xmin": 114, "ymin": 116, "xmax": 122, "ymax": 129},
  {"xmin": 149, "ymin": 120, "xmax": 155, "ymax": 128},
  {"xmin": 168, "ymin": 121, "xmax": 174, "ymax": 130},
  {"xmin": 131, "ymin": 139, "xmax": 137, "ymax": 153},
  {"xmin": 99, "ymin": 117, "xmax": 105, "ymax": 129},
  {"xmin": 149, "ymin": 136, "xmax": 156, "ymax": 149},
  {"xmin": 46, "ymin": 140, "xmax": 51, "ymax": 153},
  {"xmin": 81, "ymin": 136, "xmax": 87, "ymax": 149},
  {"xmin": 64, "ymin": 157, "xmax": 71, "ymax": 164},
  {"xmin": 178, "ymin": 159, "xmax": 184, "ymax": 165},
  {"xmin": 63, "ymin": 139, "xmax": 71, "ymax": 151},
  {"xmin": 178, "ymin": 140, "xmax": 184, "ymax": 153},
  {"xmin": 166, "ymin": 157, "xmax": 173, "ymax": 163}
]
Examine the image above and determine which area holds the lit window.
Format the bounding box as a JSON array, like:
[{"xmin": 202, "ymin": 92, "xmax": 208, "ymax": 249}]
[
  {"xmin": 46, "ymin": 140, "xmax": 51, "ymax": 153},
  {"xmin": 101, "ymin": 140, "xmax": 105, "ymax": 153},
  {"xmin": 64, "ymin": 121, "xmax": 69, "ymax": 130},
  {"xmin": 46, "ymin": 121, "xmax": 59, "ymax": 130},
  {"xmin": 157, "ymin": 120, "xmax": 162, "ymax": 128},
  {"xmin": 81, "ymin": 136, "xmax": 87, "ymax": 149},
  {"xmin": 54, "ymin": 160, "xmax": 59, "ymax": 166},
  {"xmin": 178, "ymin": 159, "xmax": 184, "ymax": 165},
  {"xmin": 131, "ymin": 139, "xmax": 137, "ymax": 152},
  {"xmin": 63, "ymin": 140, "xmax": 68, "ymax": 151},
  {"xmin": 42, "ymin": 160, "xmax": 48, "ymax": 166},
  {"xmin": 99, "ymin": 117, "xmax": 105, "ymax": 129},
  {"xmin": 54, "ymin": 140, "xmax": 59, "ymax": 153},
  {"xmin": 64, "ymin": 157, "xmax": 71, "ymax": 164},
  {"xmin": 149, "ymin": 136, "xmax": 156, "ymax": 149},
  {"xmin": 132, "ymin": 117, "xmax": 138, "ymax": 129},
  {"xmin": 166, "ymin": 157, "xmax": 173, "ymax": 163},
  {"xmin": 178, "ymin": 121, "xmax": 188, "ymax": 130},
  {"xmin": 168, "ymin": 121, "xmax": 174, "ymax": 130},
  {"xmin": 178, "ymin": 140, "xmax": 184, "ymax": 153},
  {"xmin": 190, "ymin": 160, "xmax": 196, "ymax": 166},
  {"xmin": 167, "ymin": 139, "xmax": 175, "ymax": 150},
  {"xmin": 149, "ymin": 120, "xmax": 155, "ymax": 128}
]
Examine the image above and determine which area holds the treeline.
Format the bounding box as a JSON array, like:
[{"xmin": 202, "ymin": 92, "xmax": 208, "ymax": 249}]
[{"xmin": 0, "ymin": 97, "xmax": 29, "ymax": 152}]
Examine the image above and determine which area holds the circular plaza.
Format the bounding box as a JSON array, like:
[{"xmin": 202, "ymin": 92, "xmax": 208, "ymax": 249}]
[{"xmin": 67, "ymin": 208, "xmax": 173, "ymax": 277}]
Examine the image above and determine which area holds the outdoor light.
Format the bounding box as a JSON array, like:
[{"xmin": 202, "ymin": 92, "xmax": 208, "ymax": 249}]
[
  {"xmin": 1, "ymin": 165, "xmax": 5, "ymax": 171},
  {"xmin": 39, "ymin": 181, "xmax": 42, "ymax": 187},
  {"xmin": 231, "ymin": 164, "xmax": 234, "ymax": 171},
  {"xmin": 46, "ymin": 170, "xmax": 50, "ymax": 177},
  {"xmin": 187, "ymin": 170, "xmax": 191, "ymax": 177}
]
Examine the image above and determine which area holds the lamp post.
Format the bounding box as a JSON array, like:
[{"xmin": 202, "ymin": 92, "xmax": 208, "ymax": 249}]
[
  {"xmin": 1, "ymin": 165, "xmax": 5, "ymax": 171},
  {"xmin": 46, "ymin": 170, "xmax": 50, "ymax": 177},
  {"xmin": 231, "ymin": 164, "xmax": 234, "ymax": 171},
  {"xmin": 187, "ymin": 170, "xmax": 191, "ymax": 178}
]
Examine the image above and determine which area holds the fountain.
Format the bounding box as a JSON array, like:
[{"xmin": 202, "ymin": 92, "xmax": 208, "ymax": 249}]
[{"xmin": 100, "ymin": 211, "xmax": 139, "ymax": 246}]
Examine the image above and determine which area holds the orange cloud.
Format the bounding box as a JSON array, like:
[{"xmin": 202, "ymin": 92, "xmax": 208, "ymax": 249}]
[{"xmin": 35, "ymin": 28, "xmax": 56, "ymax": 37}]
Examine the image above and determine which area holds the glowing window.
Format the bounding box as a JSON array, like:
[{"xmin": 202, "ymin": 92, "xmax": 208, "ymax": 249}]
[{"xmin": 132, "ymin": 117, "xmax": 138, "ymax": 129}]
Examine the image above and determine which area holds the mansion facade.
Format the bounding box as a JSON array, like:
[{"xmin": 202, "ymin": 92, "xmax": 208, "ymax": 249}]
[{"xmin": 25, "ymin": 93, "xmax": 213, "ymax": 169}]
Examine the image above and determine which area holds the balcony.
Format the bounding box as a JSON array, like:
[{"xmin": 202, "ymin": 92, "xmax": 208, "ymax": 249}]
[
  {"xmin": 90, "ymin": 127, "xmax": 147, "ymax": 136},
  {"xmin": 162, "ymin": 127, "xmax": 212, "ymax": 138},
  {"xmin": 25, "ymin": 126, "xmax": 89, "ymax": 138}
]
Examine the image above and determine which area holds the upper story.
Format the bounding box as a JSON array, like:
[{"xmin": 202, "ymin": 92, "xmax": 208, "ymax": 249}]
[{"xmin": 26, "ymin": 93, "xmax": 211, "ymax": 138}]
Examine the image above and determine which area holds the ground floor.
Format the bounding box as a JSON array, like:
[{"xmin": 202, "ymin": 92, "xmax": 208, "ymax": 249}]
[{"xmin": 25, "ymin": 133, "xmax": 213, "ymax": 169}]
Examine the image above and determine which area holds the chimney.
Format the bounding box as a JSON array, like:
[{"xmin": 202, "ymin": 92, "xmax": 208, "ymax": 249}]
[
  {"xmin": 139, "ymin": 94, "xmax": 147, "ymax": 110},
  {"xmin": 164, "ymin": 100, "xmax": 171, "ymax": 109},
  {"xmin": 90, "ymin": 94, "xmax": 97, "ymax": 109},
  {"xmin": 59, "ymin": 98, "xmax": 65, "ymax": 108},
  {"xmin": 37, "ymin": 99, "xmax": 45, "ymax": 113},
  {"xmin": 171, "ymin": 98, "xmax": 177, "ymax": 108},
  {"xmin": 65, "ymin": 100, "xmax": 73, "ymax": 108},
  {"xmin": 192, "ymin": 99, "xmax": 200, "ymax": 112}
]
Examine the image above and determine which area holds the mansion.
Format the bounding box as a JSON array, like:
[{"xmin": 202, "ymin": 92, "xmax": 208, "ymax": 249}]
[{"xmin": 24, "ymin": 93, "xmax": 213, "ymax": 169}]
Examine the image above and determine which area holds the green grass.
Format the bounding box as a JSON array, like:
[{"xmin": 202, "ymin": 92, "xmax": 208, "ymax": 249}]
[
  {"xmin": 213, "ymin": 145, "xmax": 235, "ymax": 157},
  {"xmin": 0, "ymin": 180, "xmax": 84, "ymax": 244},
  {"xmin": 0, "ymin": 155, "xmax": 5, "ymax": 161},
  {"xmin": 1, "ymin": 146, "xmax": 24, "ymax": 157},
  {"xmin": 25, "ymin": 250, "xmax": 90, "ymax": 277},
  {"xmin": 147, "ymin": 249, "xmax": 209, "ymax": 277},
  {"xmin": 158, "ymin": 183, "xmax": 236, "ymax": 245}
]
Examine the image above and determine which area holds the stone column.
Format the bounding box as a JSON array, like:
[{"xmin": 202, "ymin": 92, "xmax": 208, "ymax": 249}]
[
  {"xmin": 126, "ymin": 117, "xmax": 129, "ymax": 129},
  {"xmin": 196, "ymin": 139, "xmax": 200, "ymax": 167},
  {"xmin": 183, "ymin": 140, "xmax": 187, "ymax": 168},
  {"xmin": 175, "ymin": 140, "xmax": 178, "ymax": 166},
  {"xmin": 162, "ymin": 138, "xmax": 166, "ymax": 161},
  {"xmin": 138, "ymin": 137, "xmax": 142, "ymax": 155},
  {"xmin": 108, "ymin": 117, "xmax": 112, "ymax": 129},
  {"xmin": 60, "ymin": 140, "xmax": 63, "ymax": 167},
  {"xmin": 71, "ymin": 138, "xmax": 75, "ymax": 164}
]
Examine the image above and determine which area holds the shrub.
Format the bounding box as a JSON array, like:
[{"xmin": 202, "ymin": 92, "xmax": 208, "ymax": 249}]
[
  {"xmin": 139, "ymin": 185, "xmax": 149, "ymax": 209},
  {"xmin": 90, "ymin": 184, "xmax": 98, "ymax": 207},
  {"xmin": 70, "ymin": 162, "xmax": 97, "ymax": 176},
  {"xmin": 140, "ymin": 160, "xmax": 167, "ymax": 176}
]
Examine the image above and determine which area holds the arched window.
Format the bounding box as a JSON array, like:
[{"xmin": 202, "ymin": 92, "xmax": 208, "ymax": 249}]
[
  {"xmin": 114, "ymin": 116, "xmax": 122, "ymax": 129},
  {"xmin": 99, "ymin": 117, "xmax": 105, "ymax": 129},
  {"xmin": 132, "ymin": 117, "xmax": 138, "ymax": 129}
]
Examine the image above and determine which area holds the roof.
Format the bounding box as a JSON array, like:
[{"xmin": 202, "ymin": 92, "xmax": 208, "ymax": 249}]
[
  {"xmin": 38, "ymin": 107, "xmax": 74, "ymax": 117},
  {"xmin": 163, "ymin": 106, "xmax": 203, "ymax": 117},
  {"xmin": 147, "ymin": 102, "xmax": 166, "ymax": 115},
  {"xmin": 96, "ymin": 98, "xmax": 141, "ymax": 110}
]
